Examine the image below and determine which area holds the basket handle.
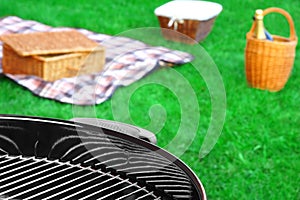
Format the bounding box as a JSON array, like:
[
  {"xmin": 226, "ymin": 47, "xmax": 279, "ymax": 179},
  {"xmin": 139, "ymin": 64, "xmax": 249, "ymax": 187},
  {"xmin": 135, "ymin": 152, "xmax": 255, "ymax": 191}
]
[{"xmin": 249, "ymin": 7, "xmax": 297, "ymax": 41}]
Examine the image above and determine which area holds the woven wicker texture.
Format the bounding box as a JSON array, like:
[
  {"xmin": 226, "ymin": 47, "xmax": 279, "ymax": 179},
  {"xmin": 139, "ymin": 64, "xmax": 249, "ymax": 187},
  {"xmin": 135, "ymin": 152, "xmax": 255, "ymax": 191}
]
[
  {"xmin": 1, "ymin": 30, "xmax": 105, "ymax": 81},
  {"xmin": 0, "ymin": 30, "xmax": 98, "ymax": 56},
  {"xmin": 245, "ymin": 7, "xmax": 297, "ymax": 91},
  {"xmin": 2, "ymin": 44, "xmax": 105, "ymax": 81},
  {"xmin": 157, "ymin": 16, "xmax": 216, "ymax": 44}
]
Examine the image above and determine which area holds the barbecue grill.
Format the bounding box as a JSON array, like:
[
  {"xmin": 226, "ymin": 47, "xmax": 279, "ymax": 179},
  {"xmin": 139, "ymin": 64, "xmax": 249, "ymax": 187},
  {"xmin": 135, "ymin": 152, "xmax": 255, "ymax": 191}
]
[{"xmin": 0, "ymin": 115, "xmax": 206, "ymax": 200}]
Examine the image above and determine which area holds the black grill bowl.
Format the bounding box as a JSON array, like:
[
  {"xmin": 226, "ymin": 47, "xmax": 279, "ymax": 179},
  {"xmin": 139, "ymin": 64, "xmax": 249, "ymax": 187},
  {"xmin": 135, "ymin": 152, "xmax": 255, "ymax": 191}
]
[{"xmin": 0, "ymin": 115, "xmax": 206, "ymax": 200}]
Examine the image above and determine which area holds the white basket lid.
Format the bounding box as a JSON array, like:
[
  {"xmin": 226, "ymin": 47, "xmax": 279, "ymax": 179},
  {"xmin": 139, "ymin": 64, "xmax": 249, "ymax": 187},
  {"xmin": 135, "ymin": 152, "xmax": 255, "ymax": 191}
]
[{"xmin": 154, "ymin": 0, "xmax": 223, "ymax": 21}]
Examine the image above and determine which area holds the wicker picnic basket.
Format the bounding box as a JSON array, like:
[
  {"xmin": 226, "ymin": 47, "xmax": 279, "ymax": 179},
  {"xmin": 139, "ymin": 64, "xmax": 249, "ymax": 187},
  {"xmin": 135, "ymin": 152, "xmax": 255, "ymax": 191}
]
[
  {"xmin": 156, "ymin": 16, "xmax": 217, "ymax": 44},
  {"xmin": 155, "ymin": 1, "xmax": 222, "ymax": 44},
  {"xmin": 0, "ymin": 31, "xmax": 105, "ymax": 81},
  {"xmin": 245, "ymin": 7, "xmax": 297, "ymax": 91}
]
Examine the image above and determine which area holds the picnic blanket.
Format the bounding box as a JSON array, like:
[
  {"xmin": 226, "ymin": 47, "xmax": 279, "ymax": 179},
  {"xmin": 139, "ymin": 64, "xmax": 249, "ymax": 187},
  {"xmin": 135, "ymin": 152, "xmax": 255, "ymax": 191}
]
[{"xmin": 0, "ymin": 16, "xmax": 193, "ymax": 105}]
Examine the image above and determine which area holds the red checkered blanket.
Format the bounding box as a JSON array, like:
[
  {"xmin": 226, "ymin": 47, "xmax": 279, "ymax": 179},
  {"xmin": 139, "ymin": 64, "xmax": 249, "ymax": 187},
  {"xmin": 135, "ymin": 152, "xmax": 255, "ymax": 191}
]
[{"xmin": 0, "ymin": 16, "xmax": 193, "ymax": 105}]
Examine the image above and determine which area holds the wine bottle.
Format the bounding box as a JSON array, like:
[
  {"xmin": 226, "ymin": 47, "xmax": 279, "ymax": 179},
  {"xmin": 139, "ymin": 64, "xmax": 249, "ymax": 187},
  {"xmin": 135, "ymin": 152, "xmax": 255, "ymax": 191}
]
[
  {"xmin": 254, "ymin": 9, "xmax": 273, "ymax": 41},
  {"xmin": 254, "ymin": 9, "xmax": 266, "ymax": 39}
]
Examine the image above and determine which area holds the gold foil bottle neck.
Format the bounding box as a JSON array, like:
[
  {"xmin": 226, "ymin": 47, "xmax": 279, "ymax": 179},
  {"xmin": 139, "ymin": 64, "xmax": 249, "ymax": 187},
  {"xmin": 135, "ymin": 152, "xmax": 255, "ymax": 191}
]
[{"xmin": 255, "ymin": 9, "xmax": 264, "ymax": 20}]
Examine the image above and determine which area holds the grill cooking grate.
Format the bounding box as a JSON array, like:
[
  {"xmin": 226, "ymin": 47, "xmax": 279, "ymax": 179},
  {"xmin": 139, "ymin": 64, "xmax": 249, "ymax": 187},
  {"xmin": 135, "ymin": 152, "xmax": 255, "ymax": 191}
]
[
  {"xmin": 0, "ymin": 116, "xmax": 205, "ymax": 200},
  {"xmin": 0, "ymin": 155, "xmax": 159, "ymax": 200}
]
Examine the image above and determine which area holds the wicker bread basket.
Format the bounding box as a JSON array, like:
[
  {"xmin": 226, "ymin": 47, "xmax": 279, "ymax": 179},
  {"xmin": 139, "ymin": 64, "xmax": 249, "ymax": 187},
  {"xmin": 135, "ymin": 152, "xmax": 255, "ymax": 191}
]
[
  {"xmin": 245, "ymin": 7, "xmax": 297, "ymax": 91},
  {"xmin": 155, "ymin": 1, "xmax": 222, "ymax": 44},
  {"xmin": 0, "ymin": 31, "xmax": 105, "ymax": 81}
]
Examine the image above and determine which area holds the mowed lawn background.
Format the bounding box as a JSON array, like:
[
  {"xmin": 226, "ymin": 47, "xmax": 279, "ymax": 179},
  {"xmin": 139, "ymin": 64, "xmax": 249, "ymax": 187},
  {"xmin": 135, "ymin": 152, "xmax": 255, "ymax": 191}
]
[{"xmin": 0, "ymin": 0, "xmax": 299, "ymax": 199}]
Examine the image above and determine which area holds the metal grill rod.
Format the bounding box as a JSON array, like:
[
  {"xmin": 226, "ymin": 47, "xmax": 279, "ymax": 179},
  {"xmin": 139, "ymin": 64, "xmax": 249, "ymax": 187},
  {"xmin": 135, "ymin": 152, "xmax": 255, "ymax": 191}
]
[
  {"xmin": 42, "ymin": 173, "xmax": 108, "ymax": 200},
  {"xmin": 81, "ymin": 178, "xmax": 132, "ymax": 200},
  {"xmin": 135, "ymin": 192, "xmax": 161, "ymax": 200},
  {"xmin": 3, "ymin": 163, "xmax": 75, "ymax": 199},
  {"xmin": 24, "ymin": 170, "xmax": 95, "ymax": 200},
  {"xmin": 96, "ymin": 183, "xmax": 138, "ymax": 200},
  {"xmin": 0, "ymin": 156, "xmax": 25, "ymax": 170},
  {"xmin": 60, "ymin": 175, "xmax": 121, "ymax": 200},
  {"xmin": 0, "ymin": 157, "xmax": 40, "ymax": 175},
  {"xmin": 0, "ymin": 159, "xmax": 52, "ymax": 183},
  {"xmin": 114, "ymin": 187, "xmax": 151, "ymax": 200},
  {"xmin": 97, "ymin": 184, "xmax": 160, "ymax": 200},
  {"xmin": 0, "ymin": 162, "xmax": 62, "ymax": 193}
]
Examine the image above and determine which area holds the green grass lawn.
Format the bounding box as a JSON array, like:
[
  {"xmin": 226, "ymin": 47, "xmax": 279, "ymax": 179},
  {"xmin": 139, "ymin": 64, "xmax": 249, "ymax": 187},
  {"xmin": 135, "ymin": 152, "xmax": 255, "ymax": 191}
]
[{"xmin": 0, "ymin": 0, "xmax": 300, "ymax": 199}]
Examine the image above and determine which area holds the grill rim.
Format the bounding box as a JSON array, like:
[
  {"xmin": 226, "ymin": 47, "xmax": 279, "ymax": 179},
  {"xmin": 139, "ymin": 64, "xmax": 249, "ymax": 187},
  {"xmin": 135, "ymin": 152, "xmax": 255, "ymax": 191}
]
[{"xmin": 0, "ymin": 114, "xmax": 207, "ymax": 200}]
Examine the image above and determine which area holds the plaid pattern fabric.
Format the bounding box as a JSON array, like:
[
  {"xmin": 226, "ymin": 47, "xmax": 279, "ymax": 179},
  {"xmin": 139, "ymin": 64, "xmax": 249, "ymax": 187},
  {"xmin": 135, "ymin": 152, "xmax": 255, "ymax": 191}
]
[{"xmin": 0, "ymin": 16, "xmax": 193, "ymax": 105}]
